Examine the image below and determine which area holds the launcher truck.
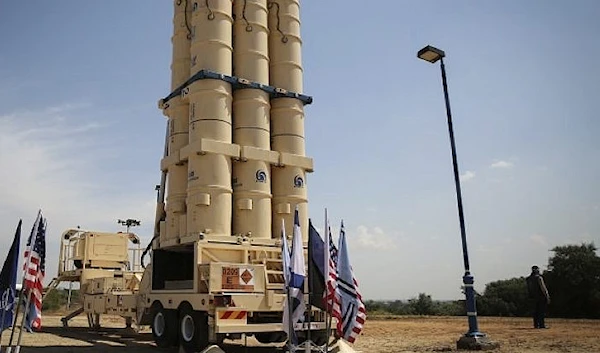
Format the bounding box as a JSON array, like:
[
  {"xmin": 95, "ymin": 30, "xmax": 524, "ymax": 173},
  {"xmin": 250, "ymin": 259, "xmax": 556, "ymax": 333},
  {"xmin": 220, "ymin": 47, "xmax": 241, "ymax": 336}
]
[{"xmin": 47, "ymin": 0, "xmax": 333, "ymax": 352}]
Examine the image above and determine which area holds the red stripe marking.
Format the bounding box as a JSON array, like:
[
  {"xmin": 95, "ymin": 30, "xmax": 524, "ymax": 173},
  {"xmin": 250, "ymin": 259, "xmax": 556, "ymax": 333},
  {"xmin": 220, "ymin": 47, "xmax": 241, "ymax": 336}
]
[
  {"xmin": 235, "ymin": 311, "xmax": 247, "ymax": 320},
  {"xmin": 220, "ymin": 311, "xmax": 247, "ymax": 320},
  {"xmin": 221, "ymin": 311, "xmax": 233, "ymax": 319}
]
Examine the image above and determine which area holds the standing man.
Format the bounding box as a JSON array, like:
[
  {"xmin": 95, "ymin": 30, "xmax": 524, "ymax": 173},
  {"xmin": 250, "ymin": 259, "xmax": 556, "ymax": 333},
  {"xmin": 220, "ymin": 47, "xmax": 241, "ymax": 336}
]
[{"xmin": 526, "ymin": 265, "xmax": 551, "ymax": 329}]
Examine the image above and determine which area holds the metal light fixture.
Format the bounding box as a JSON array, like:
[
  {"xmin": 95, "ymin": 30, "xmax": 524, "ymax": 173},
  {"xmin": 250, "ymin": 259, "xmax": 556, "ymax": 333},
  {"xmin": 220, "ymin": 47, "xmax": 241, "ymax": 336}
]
[
  {"xmin": 417, "ymin": 45, "xmax": 445, "ymax": 63},
  {"xmin": 118, "ymin": 218, "xmax": 141, "ymax": 233}
]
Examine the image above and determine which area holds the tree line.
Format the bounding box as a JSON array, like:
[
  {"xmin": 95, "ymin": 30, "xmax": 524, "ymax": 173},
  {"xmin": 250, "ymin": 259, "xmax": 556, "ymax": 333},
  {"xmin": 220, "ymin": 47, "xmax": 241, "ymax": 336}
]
[{"xmin": 365, "ymin": 243, "xmax": 600, "ymax": 319}]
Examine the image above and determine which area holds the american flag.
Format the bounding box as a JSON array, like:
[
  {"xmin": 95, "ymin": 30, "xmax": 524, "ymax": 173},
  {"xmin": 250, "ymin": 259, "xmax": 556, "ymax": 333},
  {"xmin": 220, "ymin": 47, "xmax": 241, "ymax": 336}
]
[
  {"xmin": 335, "ymin": 221, "xmax": 366, "ymax": 343},
  {"xmin": 323, "ymin": 220, "xmax": 343, "ymax": 333},
  {"xmin": 23, "ymin": 212, "xmax": 46, "ymax": 330}
]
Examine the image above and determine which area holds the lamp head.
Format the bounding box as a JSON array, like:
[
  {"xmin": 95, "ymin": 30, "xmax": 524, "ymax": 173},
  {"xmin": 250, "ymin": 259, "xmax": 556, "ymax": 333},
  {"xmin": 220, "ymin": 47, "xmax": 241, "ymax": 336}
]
[{"xmin": 417, "ymin": 45, "xmax": 446, "ymax": 63}]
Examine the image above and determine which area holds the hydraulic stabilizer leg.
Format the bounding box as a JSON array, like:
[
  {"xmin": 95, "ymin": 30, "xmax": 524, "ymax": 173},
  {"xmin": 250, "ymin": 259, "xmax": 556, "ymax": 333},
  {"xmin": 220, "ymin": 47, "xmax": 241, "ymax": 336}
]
[{"xmin": 61, "ymin": 306, "xmax": 85, "ymax": 328}]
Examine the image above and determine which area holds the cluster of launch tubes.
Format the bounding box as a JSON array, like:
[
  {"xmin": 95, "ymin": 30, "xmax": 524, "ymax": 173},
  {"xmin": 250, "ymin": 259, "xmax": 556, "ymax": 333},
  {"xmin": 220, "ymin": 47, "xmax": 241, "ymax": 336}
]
[{"xmin": 159, "ymin": 0, "xmax": 312, "ymax": 246}]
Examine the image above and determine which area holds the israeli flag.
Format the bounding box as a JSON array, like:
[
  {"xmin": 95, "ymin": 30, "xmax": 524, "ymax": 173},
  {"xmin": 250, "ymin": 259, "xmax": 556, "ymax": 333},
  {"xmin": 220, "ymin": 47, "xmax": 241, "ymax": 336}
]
[{"xmin": 282, "ymin": 208, "xmax": 306, "ymax": 343}]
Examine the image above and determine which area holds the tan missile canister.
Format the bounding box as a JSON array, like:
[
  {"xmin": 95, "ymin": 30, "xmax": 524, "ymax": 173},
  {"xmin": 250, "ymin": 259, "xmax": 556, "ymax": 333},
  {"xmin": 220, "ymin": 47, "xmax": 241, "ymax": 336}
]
[
  {"xmin": 268, "ymin": 0, "xmax": 302, "ymax": 92},
  {"xmin": 183, "ymin": 0, "xmax": 236, "ymax": 239},
  {"xmin": 232, "ymin": 0, "xmax": 276, "ymax": 239},
  {"xmin": 268, "ymin": 0, "xmax": 311, "ymax": 241},
  {"xmin": 161, "ymin": 0, "xmax": 192, "ymax": 245},
  {"xmin": 232, "ymin": 0, "xmax": 269, "ymax": 83}
]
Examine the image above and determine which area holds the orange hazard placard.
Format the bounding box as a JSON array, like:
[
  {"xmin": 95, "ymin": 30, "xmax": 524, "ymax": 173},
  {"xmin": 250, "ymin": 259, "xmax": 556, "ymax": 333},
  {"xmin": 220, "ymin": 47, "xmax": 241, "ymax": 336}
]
[{"xmin": 222, "ymin": 266, "xmax": 255, "ymax": 290}]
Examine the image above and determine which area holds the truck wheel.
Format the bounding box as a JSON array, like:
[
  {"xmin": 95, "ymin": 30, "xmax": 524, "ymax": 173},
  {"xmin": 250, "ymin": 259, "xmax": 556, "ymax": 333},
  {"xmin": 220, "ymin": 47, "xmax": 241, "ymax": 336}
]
[
  {"xmin": 152, "ymin": 304, "xmax": 178, "ymax": 347},
  {"xmin": 311, "ymin": 330, "xmax": 329, "ymax": 346},
  {"xmin": 179, "ymin": 304, "xmax": 209, "ymax": 353},
  {"xmin": 254, "ymin": 332, "xmax": 272, "ymax": 344},
  {"xmin": 255, "ymin": 332, "xmax": 287, "ymax": 343},
  {"xmin": 298, "ymin": 329, "xmax": 329, "ymax": 346}
]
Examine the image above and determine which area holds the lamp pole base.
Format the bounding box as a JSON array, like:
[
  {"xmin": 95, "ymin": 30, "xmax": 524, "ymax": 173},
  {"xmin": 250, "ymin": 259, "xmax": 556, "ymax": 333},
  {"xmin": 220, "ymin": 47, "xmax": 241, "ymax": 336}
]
[{"xmin": 457, "ymin": 334, "xmax": 500, "ymax": 351}]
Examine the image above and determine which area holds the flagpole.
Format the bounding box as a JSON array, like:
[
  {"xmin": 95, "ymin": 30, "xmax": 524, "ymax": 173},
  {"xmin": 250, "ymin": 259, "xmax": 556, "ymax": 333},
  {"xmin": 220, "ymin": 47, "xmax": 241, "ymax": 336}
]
[
  {"xmin": 6, "ymin": 291, "xmax": 21, "ymax": 353},
  {"xmin": 1, "ymin": 292, "xmax": 8, "ymax": 353},
  {"xmin": 324, "ymin": 208, "xmax": 332, "ymax": 353},
  {"xmin": 14, "ymin": 290, "xmax": 33, "ymax": 353},
  {"xmin": 0, "ymin": 295, "xmax": 7, "ymax": 353},
  {"xmin": 287, "ymin": 284, "xmax": 295, "ymax": 353},
  {"xmin": 305, "ymin": 217, "xmax": 312, "ymax": 353},
  {"xmin": 8, "ymin": 211, "xmax": 41, "ymax": 352}
]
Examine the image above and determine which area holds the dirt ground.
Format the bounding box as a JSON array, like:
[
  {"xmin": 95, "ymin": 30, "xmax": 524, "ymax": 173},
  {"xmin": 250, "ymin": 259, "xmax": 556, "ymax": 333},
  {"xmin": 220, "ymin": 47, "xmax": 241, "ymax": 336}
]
[
  {"xmin": 353, "ymin": 316, "xmax": 600, "ymax": 353},
  {"xmin": 1, "ymin": 314, "xmax": 599, "ymax": 353}
]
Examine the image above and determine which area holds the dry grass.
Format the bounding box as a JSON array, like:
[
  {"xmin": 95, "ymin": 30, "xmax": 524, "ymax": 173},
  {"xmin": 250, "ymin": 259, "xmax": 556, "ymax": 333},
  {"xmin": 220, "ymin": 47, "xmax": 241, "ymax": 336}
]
[
  {"xmin": 353, "ymin": 316, "xmax": 600, "ymax": 352},
  {"xmin": 1, "ymin": 314, "xmax": 599, "ymax": 352}
]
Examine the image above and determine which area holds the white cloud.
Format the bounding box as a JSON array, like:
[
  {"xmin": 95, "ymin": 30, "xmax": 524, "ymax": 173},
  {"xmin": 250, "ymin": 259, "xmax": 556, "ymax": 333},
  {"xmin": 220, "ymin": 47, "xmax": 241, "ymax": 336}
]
[
  {"xmin": 530, "ymin": 234, "xmax": 548, "ymax": 247},
  {"xmin": 490, "ymin": 160, "xmax": 514, "ymax": 169},
  {"xmin": 0, "ymin": 104, "xmax": 156, "ymax": 283},
  {"xmin": 460, "ymin": 170, "xmax": 475, "ymax": 182},
  {"xmin": 352, "ymin": 225, "xmax": 397, "ymax": 250},
  {"xmin": 0, "ymin": 104, "xmax": 107, "ymax": 209}
]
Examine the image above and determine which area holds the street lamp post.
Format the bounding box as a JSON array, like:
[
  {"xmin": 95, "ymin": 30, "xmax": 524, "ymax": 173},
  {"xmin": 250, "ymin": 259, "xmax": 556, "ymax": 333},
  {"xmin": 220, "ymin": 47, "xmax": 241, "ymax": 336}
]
[{"xmin": 417, "ymin": 45, "xmax": 498, "ymax": 350}]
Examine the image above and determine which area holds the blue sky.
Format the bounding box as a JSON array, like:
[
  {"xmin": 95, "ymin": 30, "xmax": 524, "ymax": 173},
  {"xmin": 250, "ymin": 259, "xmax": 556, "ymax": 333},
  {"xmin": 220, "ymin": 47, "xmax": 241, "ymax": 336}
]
[{"xmin": 1, "ymin": 1, "xmax": 599, "ymax": 301}]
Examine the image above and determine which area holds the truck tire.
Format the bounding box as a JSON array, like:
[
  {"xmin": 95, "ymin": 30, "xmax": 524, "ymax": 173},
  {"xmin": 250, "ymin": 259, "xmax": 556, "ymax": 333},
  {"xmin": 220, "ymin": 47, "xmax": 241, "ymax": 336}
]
[
  {"xmin": 151, "ymin": 304, "xmax": 178, "ymax": 347},
  {"xmin": 311, "ymin": 329, "xmax": 329, "ymax": 346},
  {"xmin": 179, "ymin": 303, "xmax": 209, "ymax": 353},
  {"xmin": 298, "ymin": 329, "xmax": 329, "ymax": 346},
  {"xmin": 255, "ymin": 332, "xmax": 287, "ymax": 343}
]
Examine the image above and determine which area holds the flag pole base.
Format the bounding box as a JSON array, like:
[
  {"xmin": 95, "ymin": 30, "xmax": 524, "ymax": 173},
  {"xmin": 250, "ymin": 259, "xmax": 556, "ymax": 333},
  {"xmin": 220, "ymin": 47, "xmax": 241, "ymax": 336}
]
[
  {"xmin": 288, "ymin": 339, "xmax": 360, "ymax": 353},
  {"xmin": 456, "ymin": 334, "xmax": 500, "ymax": 351},
  {"xmin": 287, "ymin": 340, "xmax": 328, "ymax": 353}
]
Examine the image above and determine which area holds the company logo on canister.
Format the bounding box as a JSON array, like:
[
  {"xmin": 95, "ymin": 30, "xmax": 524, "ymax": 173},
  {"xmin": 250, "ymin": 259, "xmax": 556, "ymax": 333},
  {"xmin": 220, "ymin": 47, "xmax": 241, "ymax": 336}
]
[{"xmin": 256, "ymin": 170, "xmax": 267, "ymax": 183}]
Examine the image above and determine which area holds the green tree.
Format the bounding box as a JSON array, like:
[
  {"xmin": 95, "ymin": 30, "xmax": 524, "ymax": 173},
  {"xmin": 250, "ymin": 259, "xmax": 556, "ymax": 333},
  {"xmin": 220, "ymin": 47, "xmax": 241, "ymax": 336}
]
[
  {"xmin": 477, "ymin": 277, "xmax": 530, "ymax": 317},
  {"xmin": 364, "ymin": 300, "xmax": 388, "ymax": 314},
  {"xmin": 388, "ymin": 299, "xmax": 414, "ymax": 315},
  {"xmin": 408, "ymin": 293, "xmax": 434, "ymax": 315},
  {"xmin": 544, "ymin": 243, "xmax": 600, "ymax": 318},
  {"xmin": 41, "ymin": 288, "xmax": 80, "ymax": 311},
  {"xmin": 42, "ymin": 289, "xmax": 63, "ymax": 311},
  {"xmin": 434, "ymin": 300, "xmax": 464, "ymax": 316}
]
